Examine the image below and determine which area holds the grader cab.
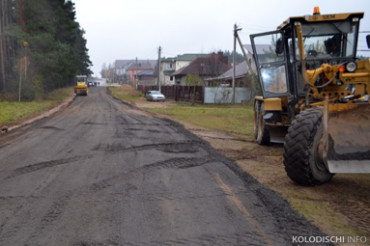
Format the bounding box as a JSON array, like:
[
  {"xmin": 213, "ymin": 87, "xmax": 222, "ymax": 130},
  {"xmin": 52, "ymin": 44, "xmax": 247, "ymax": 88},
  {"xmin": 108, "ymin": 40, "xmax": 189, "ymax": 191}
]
[{"xmin": 250, "ymin": 7, "xmax": 370, "ymax": 185}]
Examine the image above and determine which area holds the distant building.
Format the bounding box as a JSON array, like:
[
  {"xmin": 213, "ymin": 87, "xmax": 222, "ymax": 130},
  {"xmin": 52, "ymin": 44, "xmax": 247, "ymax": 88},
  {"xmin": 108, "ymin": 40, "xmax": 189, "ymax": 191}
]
[
  {"xmin": 135, "ymin": 70, "xmax": 155, "ymax": 85},
  {"xmin": 204, "ymin": 45, "xmax": 271, "ymax": 87},
  {"xmin": 114, "ymin": 59, "xmax": 156, "ymax": 84},
  {"xmin": 126, "ymin": 62, "xmax": 155, "ymax": 81},
  {"xmin": 205, "ymin": 61, "xmax": 250, "ymax": 87},
  {"xmin": 160, "ymin": 54, "xmax": 208, "ymax": 85},
  {"xmin": 171, "ymin": 52, "xmax": 230, "ymax": 85}
]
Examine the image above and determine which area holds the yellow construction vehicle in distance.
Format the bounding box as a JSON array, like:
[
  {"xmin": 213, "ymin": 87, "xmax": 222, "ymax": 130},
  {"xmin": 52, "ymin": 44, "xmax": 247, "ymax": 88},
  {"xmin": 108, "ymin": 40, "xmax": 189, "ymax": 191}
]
[
  {"xmin": 250, "ymin": 7, "xmax": 370, "ymax": 185},
  {"xmin": 74, "ymin": 75, "xmax": 88, "ymax": 96}
]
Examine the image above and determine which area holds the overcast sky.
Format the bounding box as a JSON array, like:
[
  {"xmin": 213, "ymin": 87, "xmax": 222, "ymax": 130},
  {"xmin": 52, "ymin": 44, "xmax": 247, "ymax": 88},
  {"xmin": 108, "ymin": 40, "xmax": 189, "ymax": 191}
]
[{"xmin": 73, "ymin": 0, "xmax": 370, "ymax": 77}]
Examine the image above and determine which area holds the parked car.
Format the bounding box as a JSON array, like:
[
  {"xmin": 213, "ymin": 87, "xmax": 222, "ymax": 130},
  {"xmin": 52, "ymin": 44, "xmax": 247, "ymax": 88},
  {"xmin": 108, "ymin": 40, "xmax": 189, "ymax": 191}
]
[{"xmin": 145, "ymin": 90, "xmax": 166, "ymax": 102}]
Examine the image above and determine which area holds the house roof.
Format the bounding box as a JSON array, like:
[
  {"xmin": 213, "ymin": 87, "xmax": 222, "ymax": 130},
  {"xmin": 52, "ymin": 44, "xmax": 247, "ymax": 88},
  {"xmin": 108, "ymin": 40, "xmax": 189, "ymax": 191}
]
[
  {"xmin": 164, "ymin": 70, "xmax": 175, "ymax": 75},
  {"xmin": 172, "ymin": 52, "xmax": 230, "ymax": 77},
  {"xmin": 205, "ymin": 61, "xmax": 250, "ymax": 81},
  {"xmin": 115, "ymin": 60, "xmax": 132, "ymax": 68},
  {"xmin": 176, "ymin": 54, "xmax": 208, "ymax": 61},
  {"xmin": 136, "ymin": 70, "xmax": 154, "ymax": 76},
  {"xmin": 115, "ymin": 59, "xmax": 157, "ymax": 69},
  {"xmin": 127, "ymin": 61, "xmax": 155, "ymax": 71},
  {"xmin": 161, "ymin": 57, "xmax": 176, "ymax": 63},
  {"xmin": 161, "ymin": 54, "xmax": 207, "ymax": 63}
]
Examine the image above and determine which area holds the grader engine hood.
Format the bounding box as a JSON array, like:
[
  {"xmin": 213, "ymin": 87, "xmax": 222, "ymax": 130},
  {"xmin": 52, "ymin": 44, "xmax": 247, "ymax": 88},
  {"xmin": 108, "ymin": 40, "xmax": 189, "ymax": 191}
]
[{"xmin": 304, "ymin": 59, "xmax": 370, "ymax": 101}]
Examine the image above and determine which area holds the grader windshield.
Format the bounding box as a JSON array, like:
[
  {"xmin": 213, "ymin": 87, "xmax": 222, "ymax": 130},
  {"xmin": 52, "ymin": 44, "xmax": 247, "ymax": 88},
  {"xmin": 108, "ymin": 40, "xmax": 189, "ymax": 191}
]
[
  {"xmin": 250, "ymin": 15, "xmax": 361, "ymax": 98},
  {"xmin": 297, "ymin": 19, "xmax": 359, "ymax": 60},
  {"xmin": 251, "ymin": 32, "xmax": 289, "ymax": 98}
]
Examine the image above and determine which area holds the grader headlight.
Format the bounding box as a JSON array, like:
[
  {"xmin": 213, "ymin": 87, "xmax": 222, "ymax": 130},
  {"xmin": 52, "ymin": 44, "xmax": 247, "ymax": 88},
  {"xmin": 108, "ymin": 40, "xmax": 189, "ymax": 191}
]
[{"xmin": 345, "ymin": 62, "xmax": 357, "ymax": 72}]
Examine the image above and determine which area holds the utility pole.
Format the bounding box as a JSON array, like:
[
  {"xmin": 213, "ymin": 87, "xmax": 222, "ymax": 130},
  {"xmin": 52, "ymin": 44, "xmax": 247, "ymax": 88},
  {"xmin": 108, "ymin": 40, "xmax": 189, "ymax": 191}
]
[
  {"xmin": 135, "ymin": 57, "xmax": 138, "ymax": 88},
  {"xmin": 235, "ymin": 32, "xmax": 253, "ymax": 75},
  {"xmin": 113, "ymin": 61, "xmax": 116, "ymax": 84},
  {"xmin": 157, "ymin": 46, "xmax": 161, "ymax": 92},
  {"xmin": 235, "ymin": 27, "xmax": 257, "ymax": 90},
  {"xmin": 232, "ymin": 24, "xmax": 242, "ymax": 104}
]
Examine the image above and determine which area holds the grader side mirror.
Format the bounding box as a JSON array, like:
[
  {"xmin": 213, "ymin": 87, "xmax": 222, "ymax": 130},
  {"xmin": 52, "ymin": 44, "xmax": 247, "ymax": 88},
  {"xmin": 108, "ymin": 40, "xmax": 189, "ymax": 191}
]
[
  {"xmin": 275, "ymin": 38, "xmax": 284, "ymax": 54},
  {"xmin": 367, "ymin": 35, "xmax": 370, "ymax": 49}
]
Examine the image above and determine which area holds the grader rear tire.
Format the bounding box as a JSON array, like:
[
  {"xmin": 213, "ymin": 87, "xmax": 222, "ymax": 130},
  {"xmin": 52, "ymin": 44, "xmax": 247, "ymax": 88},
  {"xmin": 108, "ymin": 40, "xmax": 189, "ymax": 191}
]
[
  {"xmin": 256, "ymin": 103, "xmax": 270, "ymax": 145},
  {"xmin": 253, "ymin": 101, "xmax": 260, "ymax": 140},
  {"xmin": 283, "ymin": 108, "xmax": 333, "ymax": 186}
]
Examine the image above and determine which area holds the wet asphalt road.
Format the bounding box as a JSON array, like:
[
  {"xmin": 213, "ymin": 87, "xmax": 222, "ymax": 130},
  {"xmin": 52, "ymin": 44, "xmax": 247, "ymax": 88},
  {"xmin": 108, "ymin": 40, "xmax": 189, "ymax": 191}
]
[{"xmin": 0, "ymin": 87, "xmax": 327, "ymax": 245}]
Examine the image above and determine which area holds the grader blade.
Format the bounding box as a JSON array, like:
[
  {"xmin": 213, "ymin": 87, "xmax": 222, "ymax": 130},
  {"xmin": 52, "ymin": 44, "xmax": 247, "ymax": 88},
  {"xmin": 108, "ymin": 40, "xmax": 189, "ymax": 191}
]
[{"xmin": 324, "ymin": 104, "xmax": 370, "ymax": 173}]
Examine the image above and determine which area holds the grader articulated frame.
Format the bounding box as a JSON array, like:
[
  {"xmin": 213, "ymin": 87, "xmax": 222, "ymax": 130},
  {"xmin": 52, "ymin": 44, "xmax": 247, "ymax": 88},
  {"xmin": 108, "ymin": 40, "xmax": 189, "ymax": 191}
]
[{"xmin": 250, "ymin": 7, "xmax": 370, "ymax": 185}]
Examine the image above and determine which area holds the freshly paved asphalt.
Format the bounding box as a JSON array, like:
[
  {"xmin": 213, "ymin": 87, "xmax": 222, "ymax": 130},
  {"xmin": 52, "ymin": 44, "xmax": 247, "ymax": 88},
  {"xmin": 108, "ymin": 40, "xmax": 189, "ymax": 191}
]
[{"xmin": 0, "ymin": 87, "xmax": 327, "ymax": 245}]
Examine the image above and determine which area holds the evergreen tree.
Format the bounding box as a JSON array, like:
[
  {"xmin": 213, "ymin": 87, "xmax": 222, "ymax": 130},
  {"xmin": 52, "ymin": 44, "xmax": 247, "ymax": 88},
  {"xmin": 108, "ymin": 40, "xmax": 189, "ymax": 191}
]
[
  {"xmin": 223, "ymin": 50, "xmax": 245, "ymax": 64},
  {"xmin": 0, "ymin": 0, "xmax": 92, "ymax": 100}
]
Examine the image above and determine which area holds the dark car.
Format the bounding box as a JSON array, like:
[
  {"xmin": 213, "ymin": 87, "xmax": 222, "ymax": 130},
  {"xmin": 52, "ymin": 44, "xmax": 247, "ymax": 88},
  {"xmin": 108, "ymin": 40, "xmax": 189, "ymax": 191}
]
[{"xmin": 145, "ymin": 90, "xmax": 166, "ymax": 102}]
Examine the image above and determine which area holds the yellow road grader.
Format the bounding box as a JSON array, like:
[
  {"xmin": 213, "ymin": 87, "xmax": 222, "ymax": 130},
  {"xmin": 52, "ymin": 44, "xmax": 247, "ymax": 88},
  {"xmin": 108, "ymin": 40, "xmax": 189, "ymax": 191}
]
[
  {"xmin": 250, "ymin": 7, "xmax": 370, "ymax": 185},
  {"xmin": 74, "ymin": 75, "xmax": 88, "ymax": 96}
]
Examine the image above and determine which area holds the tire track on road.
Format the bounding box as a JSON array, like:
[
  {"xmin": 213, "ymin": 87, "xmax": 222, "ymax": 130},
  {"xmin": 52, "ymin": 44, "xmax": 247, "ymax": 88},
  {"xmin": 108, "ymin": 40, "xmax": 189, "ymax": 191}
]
[{"xmin": 6, "ymin": 155, "xmax": 93, "ymax": 179}]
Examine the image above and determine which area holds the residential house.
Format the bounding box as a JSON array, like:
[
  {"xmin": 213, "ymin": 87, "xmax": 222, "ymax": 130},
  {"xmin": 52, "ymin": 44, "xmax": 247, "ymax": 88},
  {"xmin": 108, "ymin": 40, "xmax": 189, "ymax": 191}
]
[
  {"xmin": 204, "ymin": 60, "xmax": 251, "ymax": 87},
  {"xmin": 114, "ymin": 59, "xmax": 156, "ymax": 84},
  {"xmin": 126, "ymin": 62, "xmax": 155, "ymax": 82},
  {"xmin": 171, "ymin": 52, "xmax": 230, "ymax": 85},
  {"xmin": 160, "ymin": 57, "xmax": 176, "ymax": 85},
  {"xmin": 160, "ymin": 54, "xmax": 207, "ymax": 85},
  {"xmin": 135, "ymin": 70, "xmax": 155, "ymax": 85},
  {"xmin": 204, "ymin": 44, "xmax": 272, "ymax": 87}
]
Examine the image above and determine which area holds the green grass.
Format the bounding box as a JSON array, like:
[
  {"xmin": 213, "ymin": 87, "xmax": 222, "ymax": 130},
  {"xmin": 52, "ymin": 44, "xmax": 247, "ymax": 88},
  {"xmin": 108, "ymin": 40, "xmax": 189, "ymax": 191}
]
[
  {"xmin": 0, "ymin": 87, "xmax": 73, "ymax": 126},
  {"xmin": 176, "ymin": 102, "xmax": 253, "ymax": 108},
  {"xmin": 147, "ymin": 105, "xmax": 254, "ymax": 138},
  {"xmin": 109, "ymin": 87, "xmax": 144, "ymax": 102},
  {"xmin": 109, "ymin": 86, "xmax": 254, "ymax": 138}
]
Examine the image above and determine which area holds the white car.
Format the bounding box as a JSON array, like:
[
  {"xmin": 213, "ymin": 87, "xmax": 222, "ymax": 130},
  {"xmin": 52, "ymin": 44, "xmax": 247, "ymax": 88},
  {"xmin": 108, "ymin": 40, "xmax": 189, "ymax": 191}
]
[{"xmin": 145, "ymin": 90, "xmax": 166, "ymax": 102}]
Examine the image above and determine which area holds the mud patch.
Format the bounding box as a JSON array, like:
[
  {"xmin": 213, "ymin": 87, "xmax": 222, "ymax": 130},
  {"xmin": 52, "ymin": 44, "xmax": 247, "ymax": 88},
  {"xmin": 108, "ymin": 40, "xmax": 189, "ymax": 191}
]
[
  {"xmin": 89, "ymin": 157, "xmax": 214, "ymax": 193},
  {"xmin": 93, "ymin": 140, "xmax": 204, "ymax": 154},
  {"xmin": 72, "ymin": 239, "xmax": 119, "ymax": 246},
  {"xmin": 144, "ymin": 156, "xmax": 213, "ymax": 170},
  {"xmin": 156, "ymin": 142, "xmax": 200, "ymax": 153},
  {"xmin": 40, "ymin": 126, "xmax": 64, "ymax": 131},
  {"xmin": 82, "ymin": 121, "xmax": 107, "ymax": 126}
]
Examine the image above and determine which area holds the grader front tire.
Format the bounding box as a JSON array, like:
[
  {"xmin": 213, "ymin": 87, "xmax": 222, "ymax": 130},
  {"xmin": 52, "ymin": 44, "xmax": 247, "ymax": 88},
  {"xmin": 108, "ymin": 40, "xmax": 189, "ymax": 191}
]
[{"xmin": 283, "ymin": 108, "xmax": 333, "ymax": 186}]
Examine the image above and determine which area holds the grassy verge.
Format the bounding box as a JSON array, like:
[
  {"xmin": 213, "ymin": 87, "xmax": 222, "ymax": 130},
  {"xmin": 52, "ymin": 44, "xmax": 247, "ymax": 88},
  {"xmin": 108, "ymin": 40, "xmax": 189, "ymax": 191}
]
[
  {"xmin": 109, "ymin": 87, "xmax": 144, "ymax": 103},
  {"xmin": 147, "ymin": 106, "xmax": 254, "ymax": 138},
  {"xmin": 109, "ymin": 87, "xmax": 255, "ymax": 138},
  {"xmin": 0, "ymin": 87, "xmax": 73, "ymax": 126}
]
